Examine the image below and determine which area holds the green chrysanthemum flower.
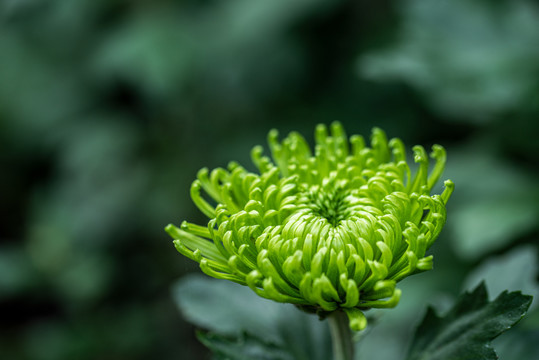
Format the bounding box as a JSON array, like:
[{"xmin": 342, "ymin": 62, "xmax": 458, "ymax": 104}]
[{"xmin": 166, "ymin": 122, "xmax": 453, "ymax": 331}]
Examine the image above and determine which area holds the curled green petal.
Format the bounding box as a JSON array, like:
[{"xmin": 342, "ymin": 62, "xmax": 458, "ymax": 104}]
[
  {"xmin": 343, "ymin": 308, "xmax": 368, "ymax": 332},
  {"xmin": 167, "ymin": 123, "xmax": 453, "ymax": 330},
  {"xmin": 361, "ymin": 288, "xmax": 402, "ymax": 309},
  {"xmin": 428, "ymin": 145, "xmax": 446, "ymax": 190}
]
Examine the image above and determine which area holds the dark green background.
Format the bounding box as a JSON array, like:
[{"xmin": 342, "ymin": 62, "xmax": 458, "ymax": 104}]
[{"xmin": 1, "ymin": 0, "xmax": 538, "ymax": 359}]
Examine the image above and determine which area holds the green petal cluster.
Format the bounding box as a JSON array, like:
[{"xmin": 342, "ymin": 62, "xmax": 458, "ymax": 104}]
[{"xmin": 166, "ymin": 123, "xmax": 454, "ymax": 331}]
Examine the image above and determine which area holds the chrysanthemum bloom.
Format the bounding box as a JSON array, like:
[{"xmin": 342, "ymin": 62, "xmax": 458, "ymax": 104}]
[{"xmin": 166, "ymin": 123, "xmax": 453, "ymax": 331}]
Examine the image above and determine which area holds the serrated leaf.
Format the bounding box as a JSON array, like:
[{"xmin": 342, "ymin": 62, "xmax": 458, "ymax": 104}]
[
  {"xmin": 197, "ymin": 332, "xmax": 294, "ymax": 360},
  {"xmin": 406, "ymin": 282, "xmax": 532, "ymax": 360}
]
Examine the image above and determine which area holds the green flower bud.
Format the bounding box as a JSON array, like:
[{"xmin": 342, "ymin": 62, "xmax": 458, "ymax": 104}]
[{"xmin": 166, "ymin": 122, "xmax": 454, "ymax": 331}]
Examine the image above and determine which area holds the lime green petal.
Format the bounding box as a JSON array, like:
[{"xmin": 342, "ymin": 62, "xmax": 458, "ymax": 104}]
[{"xmin": 343, "ymin": 308, "xmax": 368, "ymax": 331}]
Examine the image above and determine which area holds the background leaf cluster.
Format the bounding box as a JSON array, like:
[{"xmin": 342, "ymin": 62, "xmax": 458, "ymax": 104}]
[{"xmin": 0, "ymin": 0, "xmax": 538, "ymax": 359}]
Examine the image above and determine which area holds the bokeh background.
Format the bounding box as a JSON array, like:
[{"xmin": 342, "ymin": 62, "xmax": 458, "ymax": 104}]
[{"xmin": 1, "ymin": 0, "xmax": 538, "ymax": 359}]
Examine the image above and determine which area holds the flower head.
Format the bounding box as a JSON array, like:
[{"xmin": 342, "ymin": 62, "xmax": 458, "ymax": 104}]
[{"xmin": 166, "ymin": 122, "xmax": 453, "ymax": 330}]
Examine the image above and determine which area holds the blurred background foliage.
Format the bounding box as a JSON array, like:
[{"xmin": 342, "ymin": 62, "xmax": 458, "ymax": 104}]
[{"xmin": 0, "ymin": 0, "xmax": 537, "ymax": 359}]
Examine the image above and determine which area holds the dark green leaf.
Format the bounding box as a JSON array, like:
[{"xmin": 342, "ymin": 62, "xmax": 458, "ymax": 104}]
[{"xmin": 406, "ymin": 282, "xmax": 533, "ymax": 360}]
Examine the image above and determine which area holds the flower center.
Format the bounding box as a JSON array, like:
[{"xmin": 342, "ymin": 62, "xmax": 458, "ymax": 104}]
[
  {"xmin": 294, "ymin": 184, "xmax": 357, "ymax": 229},
  {"xmin": 306, "ymin": 188, "xmax": 350, "ymax": 227}
]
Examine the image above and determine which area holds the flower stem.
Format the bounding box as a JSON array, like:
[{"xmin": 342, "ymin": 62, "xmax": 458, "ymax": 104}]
[{"xmin": 328, "ymin": 310, "xmax": 354, "ymax": 360}]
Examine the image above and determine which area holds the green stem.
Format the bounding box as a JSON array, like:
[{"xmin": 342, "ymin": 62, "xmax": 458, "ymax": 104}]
[{"xmin": 328, "ymin": 310, "xmax": 354, "ymax": 360}]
